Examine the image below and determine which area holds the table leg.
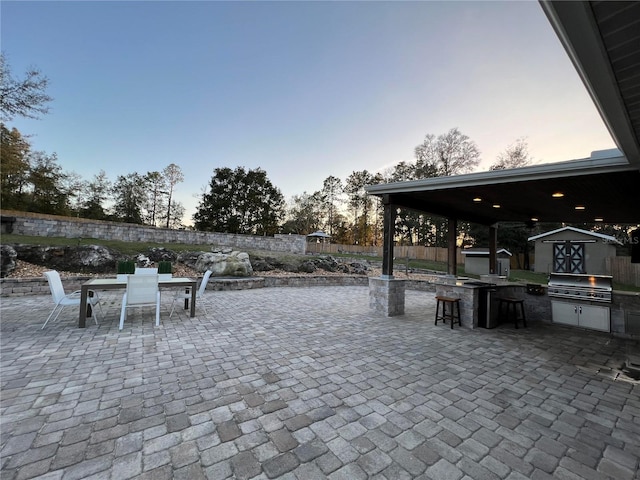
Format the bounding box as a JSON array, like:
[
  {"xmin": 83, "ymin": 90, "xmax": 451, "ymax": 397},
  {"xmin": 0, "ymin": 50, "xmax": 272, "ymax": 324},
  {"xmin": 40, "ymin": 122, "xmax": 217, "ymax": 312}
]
[
  {"xmin": 190, "ymin": 283, "xmax": 196, "ymax": 317},
  {"xmin": 87, "ymin": 290, "xmax": 95, "ymax": 319},
  {"xmin": 79, "ymin": 285, "xmax": 88, "ymax": 328},
  {"xmin": 184, "ymin": 287, "xmax": 189, "ymax": 310}
]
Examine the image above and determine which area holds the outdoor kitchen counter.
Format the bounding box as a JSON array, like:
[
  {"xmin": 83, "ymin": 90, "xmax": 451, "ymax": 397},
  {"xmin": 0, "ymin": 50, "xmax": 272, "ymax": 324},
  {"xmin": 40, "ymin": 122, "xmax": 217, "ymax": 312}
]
[
  {"xmin": 431, "ymin": 276, "xmax": 640, "ymax": 337},
  {"xmin": 433, "ymin": 277, "xmax": 522, "ymax": 329},
  {"xmin": 610, "ymin": 289, "xmax": 640, "ymax": 336}
]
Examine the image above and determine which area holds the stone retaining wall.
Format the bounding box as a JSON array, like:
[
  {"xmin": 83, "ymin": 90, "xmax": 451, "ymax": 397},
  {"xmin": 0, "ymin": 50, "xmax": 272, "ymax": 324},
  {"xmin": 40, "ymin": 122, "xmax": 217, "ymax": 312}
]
[
  {"xmin": 1, "ymin": 276, "xmax": 92, "ymax": 297},
  {"xmin": 1, "ymin": 210, "xmax": 306, "ymax": 254},
  {"xmin": 0, "ymin": 273, "xmax": 441, "ymax": 297},
  {"xmin": 0, "ymin": 274, "xmax": 371, "ymax": 297},
  {"xmin": 262, "ymin": 275, "xmax": 369, "ymax": 288}
]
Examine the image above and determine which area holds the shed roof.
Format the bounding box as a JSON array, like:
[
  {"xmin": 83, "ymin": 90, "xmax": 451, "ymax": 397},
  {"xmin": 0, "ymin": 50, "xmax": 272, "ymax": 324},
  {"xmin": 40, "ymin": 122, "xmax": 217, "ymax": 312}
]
[
  {"xmin": 527, "ymin": 226, "xmax": 622, "ymax": 245},
  {"xmin": 307, "ymin": 231, "xmax": 331, "ymax": 238},
  {"xmin": 461, "ymin": 248, "xmax": 512, "ymax": 257}
]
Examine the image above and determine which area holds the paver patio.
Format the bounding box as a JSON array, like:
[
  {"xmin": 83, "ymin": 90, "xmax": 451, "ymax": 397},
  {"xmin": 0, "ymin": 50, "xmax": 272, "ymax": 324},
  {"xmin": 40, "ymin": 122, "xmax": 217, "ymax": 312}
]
[{"xmin": 1, "ymin": 286, "xmax": 639, "ymax": 479}]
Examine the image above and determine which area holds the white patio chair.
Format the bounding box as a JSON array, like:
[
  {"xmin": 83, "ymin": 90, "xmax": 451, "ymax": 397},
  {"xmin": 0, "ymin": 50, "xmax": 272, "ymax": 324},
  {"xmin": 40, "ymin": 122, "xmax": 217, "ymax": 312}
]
[
  {"xmin": 134, "ymin": 267, "xmax": 158, "ymax": 275},
  {"xmin": 43, "ymin": 270, "xmax": 102, "ymax": 329},
  {"xmin": 119, "ymin": 274, "xmax": 161, "ymax": 330},
  {"xmin": 169, "ymin": 270, "xmax": 213, "ymax": 318}
]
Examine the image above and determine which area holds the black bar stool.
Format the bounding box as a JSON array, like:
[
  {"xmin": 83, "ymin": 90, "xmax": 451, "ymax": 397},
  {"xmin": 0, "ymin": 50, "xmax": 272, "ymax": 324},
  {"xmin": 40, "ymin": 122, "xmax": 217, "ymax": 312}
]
[
  {"xmin": 435, "ymin": 296, "xmax": 461, "ymax": 329},
  {"xmin": 497, "ymin": 297, "xmax": 526, "ymax": 328}
]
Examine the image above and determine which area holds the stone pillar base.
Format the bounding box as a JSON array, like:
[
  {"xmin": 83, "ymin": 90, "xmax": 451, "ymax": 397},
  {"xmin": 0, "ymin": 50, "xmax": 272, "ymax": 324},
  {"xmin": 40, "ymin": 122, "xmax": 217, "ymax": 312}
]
[{"xmin": 369, "ymin": 277, "xmax": 406, "ymax": 316}]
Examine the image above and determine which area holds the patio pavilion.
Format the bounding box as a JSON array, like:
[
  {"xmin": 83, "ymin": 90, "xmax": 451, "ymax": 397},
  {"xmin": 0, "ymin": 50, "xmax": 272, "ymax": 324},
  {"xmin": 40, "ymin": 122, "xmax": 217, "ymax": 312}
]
[{"xmin": 365, "ymin": 1, "xmax": 640, "ymax": 315}]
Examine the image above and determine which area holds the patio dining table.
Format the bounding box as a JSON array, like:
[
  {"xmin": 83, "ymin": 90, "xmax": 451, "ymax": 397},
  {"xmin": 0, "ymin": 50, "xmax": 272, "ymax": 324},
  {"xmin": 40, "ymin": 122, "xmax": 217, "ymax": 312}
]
[{"xmin": 78, "ymin": 277, "xmax": 197, "ymax": 328}]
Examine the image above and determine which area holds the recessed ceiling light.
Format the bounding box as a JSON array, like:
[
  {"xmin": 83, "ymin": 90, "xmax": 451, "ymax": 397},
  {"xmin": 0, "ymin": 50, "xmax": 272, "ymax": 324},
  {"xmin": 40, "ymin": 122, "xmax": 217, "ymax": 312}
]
[
  {"xmin": 575, "ymin": 205, "xmax": 586, "ymax": 210},
  {"xmin": 531, "ymin": 217, "xmax": 539, "ymax": 222},
  {"xmin": 552, "ymin": 192, "xmax": 564, "ymax": 198},
  {"xmin": 594, "ymin": 217, "xmax": 604, "ymax": 222},
  {"xmin": 492, "ymin": 204, "xmax": 501, "ymax": 208},
  {"xmin": 473, "ymin": 197, "xmax": 482, "ymax": 202}
]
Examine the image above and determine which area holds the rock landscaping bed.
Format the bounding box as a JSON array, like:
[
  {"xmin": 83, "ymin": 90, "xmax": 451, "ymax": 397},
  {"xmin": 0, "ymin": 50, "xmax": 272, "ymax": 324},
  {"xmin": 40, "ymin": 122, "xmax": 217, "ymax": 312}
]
[{"xmin": 1, "ymin": 244, "xmax": 376, "ymax": 279}]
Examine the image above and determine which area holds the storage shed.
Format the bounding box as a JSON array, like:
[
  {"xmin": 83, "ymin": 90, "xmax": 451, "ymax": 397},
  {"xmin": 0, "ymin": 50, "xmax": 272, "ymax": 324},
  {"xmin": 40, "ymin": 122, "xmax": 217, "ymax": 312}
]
[
  {"xmin": 528, "ymin": 226, "xmax": 620, "ymax": 275},
  {"xmin": 461, "ymin": 248, "xmax": 512, "ymax": 276}
]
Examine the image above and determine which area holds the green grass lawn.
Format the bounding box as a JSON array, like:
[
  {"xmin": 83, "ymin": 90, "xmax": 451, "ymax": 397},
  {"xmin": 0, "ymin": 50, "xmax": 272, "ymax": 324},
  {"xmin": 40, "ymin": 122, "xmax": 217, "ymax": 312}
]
[
  {"xmin": 2, "ymin": 234, "xmax": 217, "ymax": 256},
  {"xmin": 507, "ymin": 269, "xmax": 548, "ymax": 285},
  {"xmin": 334, "ymin": 252, "xmax": 551, "ymax": 284},
  {"xmin": 2, "ymin": 234, "xmax": 360, "ymax": 267}
]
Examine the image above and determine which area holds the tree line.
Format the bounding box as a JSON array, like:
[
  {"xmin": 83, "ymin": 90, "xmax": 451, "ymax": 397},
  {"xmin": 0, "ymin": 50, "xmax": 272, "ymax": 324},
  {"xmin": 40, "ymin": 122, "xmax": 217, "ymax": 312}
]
[
  {"xmin": 1, "ymin": 53, "xmax": 186, "ymax": 228},
  {"xmin": 278, "ymin": 130, "xmax": 535, "ymax": 249},
  {"xmin": 1, "ymin": 124, "xmax": 187, "ymax": 228}
]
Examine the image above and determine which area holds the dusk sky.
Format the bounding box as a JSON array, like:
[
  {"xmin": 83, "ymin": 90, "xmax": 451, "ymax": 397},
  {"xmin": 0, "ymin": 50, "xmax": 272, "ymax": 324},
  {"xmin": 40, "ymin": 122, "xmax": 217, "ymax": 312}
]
[{"xmin": 2, "ymin": 1, "xmax": 615, "ymax": 225}]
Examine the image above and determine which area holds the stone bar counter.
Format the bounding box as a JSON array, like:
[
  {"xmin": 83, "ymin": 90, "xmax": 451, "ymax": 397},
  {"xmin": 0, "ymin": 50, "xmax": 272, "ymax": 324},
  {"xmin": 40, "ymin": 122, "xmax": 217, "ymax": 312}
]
[
  {"xmin": 434, "ymin": 276, "xmax": 523, "ymax": 329},
  {"xmin": 433, "ymin": 275, "xmax": 640, "ymax": 337}
]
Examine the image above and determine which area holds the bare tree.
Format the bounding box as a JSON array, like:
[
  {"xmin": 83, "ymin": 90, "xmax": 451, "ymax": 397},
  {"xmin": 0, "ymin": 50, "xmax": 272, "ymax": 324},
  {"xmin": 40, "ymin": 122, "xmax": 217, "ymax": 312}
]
[
  {"xmin": 320, "ymin": 175, "xmax": 343, "ymax": 238},
  {"xmin": 490, "ymin": 137, "xmax": 533, "ymax": 170},
  {"xmin": 410, "ymin": 128, "xmax": 481, "ymax": 246},
  {"xmin": 163, "ymin": 163, "xmax": 184, "ymax": 228},
  {"xmin": 414, "ymin": 127, "xmax": 480, "ymax": 177},
  {"xmin": 0, "ymin": 53, "xmax": 52, "ymax": 121},
  {"xmin": 143, "ymin": 171, "xmax": 167, "ymax": 226},
  {"xmin": 345, "ymin": 170, "xmax": 379, "ymax": 245},
  {"xmin": 284, "ymin": 191, "xmax": 323, "ymax": 234}
]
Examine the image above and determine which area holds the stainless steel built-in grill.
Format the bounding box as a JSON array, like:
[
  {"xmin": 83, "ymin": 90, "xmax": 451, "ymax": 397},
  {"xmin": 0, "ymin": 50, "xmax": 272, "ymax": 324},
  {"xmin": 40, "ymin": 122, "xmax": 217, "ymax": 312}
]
[{"xmin": 547, "ymin": 273, "xmax": 613, "ymax": 303}]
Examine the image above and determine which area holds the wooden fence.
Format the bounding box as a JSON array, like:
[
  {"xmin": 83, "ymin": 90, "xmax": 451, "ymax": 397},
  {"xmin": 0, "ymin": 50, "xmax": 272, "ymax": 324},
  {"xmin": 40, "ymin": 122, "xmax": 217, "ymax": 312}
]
[
  {"xmin": 510, "ymin": 253, "xmax": 535, "ymax": 270},
  {"xmin": 306, "ymin": 242, "xmax": 465, "ymax": 265},
  {"xmin": 606, "ymin": 256, "xmax": 640, "ymax": 286},
  {"xmin": 308, "ymin": 244, "xmax": 639, "ymax": 286}
]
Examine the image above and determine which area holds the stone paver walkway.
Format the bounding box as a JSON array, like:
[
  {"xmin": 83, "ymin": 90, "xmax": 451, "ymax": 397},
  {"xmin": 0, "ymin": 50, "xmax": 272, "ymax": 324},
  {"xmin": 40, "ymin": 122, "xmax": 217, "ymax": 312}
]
[{"xmin": 1, "ymin": 286, "xmax": 639, "ymax": 479}]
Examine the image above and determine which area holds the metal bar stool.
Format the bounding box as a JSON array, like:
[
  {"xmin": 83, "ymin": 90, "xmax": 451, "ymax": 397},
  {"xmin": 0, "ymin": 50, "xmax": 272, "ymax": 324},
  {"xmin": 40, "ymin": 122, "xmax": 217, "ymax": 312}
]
[
  {"xmin": 497, "ymin": 297, "xmax": 527, "ymax": 328},
  {"xmin": 435, "ymin": 296, "xmax": 461, "ymax": 329}
]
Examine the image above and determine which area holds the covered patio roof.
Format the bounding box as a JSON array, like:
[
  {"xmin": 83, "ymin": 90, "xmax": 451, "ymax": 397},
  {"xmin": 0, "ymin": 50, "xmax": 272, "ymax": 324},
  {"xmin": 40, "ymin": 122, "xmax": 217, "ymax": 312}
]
[
  {"xmin": 366, "ymin": 152, "xmax": 640, "ymax": 226},
  {"xmin": 366, "ymin": 1, "xmax": 640, "ymax": 228}
]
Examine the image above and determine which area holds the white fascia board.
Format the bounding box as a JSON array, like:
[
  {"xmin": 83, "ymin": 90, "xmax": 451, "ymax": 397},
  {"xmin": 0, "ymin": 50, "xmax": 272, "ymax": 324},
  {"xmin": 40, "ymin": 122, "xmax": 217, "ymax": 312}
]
[
  {"xmin": 365, "ymin": 155, "xmax": 630, "ymax": 195},
  {"xmin": 461, "ymin": 248, "xmax": 512, "ymax": 256},
  {"xmin": 527, "ymin": 226, "xmax": 623, "ymax": 245}
]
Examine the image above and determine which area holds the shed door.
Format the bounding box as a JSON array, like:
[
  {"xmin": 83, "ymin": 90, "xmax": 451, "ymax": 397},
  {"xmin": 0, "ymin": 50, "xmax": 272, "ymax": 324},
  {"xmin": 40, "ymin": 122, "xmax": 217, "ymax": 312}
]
[{"xmin": 553, "ymin": 242, "xmax": 585, "ymax": 273}]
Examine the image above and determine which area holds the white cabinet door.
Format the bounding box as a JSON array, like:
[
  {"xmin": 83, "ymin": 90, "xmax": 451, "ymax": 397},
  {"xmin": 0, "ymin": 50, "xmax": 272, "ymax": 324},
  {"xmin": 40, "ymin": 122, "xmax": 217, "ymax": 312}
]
[
  {"xmin": 552, "ymin": 301, "xmax": 610, "ymax": 332},
  {"xmin": 578, "ymin": 304, "xmax": 610, "ymax": 332},
  {"xmin": 552, "ymin": 301, "xmax": 579, "ymax": 326}
]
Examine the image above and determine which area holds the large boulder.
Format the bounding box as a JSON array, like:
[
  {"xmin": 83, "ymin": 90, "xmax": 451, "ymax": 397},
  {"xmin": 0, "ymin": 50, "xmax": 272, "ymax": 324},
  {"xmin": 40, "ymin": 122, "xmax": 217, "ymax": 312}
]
[
  {"xmin": 311, "ymin": 256, "xmax": 341, "ymax": 272},
  {"xmin": 135, "ymin": 254, "xmax": 153, "ymax": 267},
  {"xmin": 249, "ymin": 255, "xmax": 299, "ymax": 272},
  {"xmin": 11, "ymin": 244, "xmax": 120, "ymax": 273},
  {"xmin": 0, "ymin": 245, "xmax": 17, "ymax": 278},
  {"xmin": 195, "ymin": 251, "xmax": 253, "ymax": 277},
  {"xmin": 177, "ymin": 251, "xmax": 206, "ymax": 270},
  {"xmin": 348, "ymin": 261, "xmax": 369, "ymax": 275},
  {"xmin": 299, "ymin": 260, "xmax": 317, "ymax": 273},
  {"xmin": 250, "ymin": 256, "xmax": 276, "ymax": 272},
  {"xmin": 145, "ymin": 247, "xmax": 177, "ymax": 262},
  {"xmin": 249, "ymin": 253, "xmax": 370, "ymax": 275}
]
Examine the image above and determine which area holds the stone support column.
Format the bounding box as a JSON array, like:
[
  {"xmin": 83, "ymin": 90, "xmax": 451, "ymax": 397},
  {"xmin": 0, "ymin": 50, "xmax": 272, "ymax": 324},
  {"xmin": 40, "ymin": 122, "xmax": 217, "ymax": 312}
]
[
  {"xmin": 381, "ymin": 197, "xmax": 396, "ymax": 278},
  {"xmin": 447, "ymin": 217, "xmax": 457, "ymax": 276},
  {"xmin": 489, "ymin": 225, "xmax": 498, "ymax": 274},
  {"xmin": 369, "ymin": 276, "xmax": 406, "ymax": 316}
]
